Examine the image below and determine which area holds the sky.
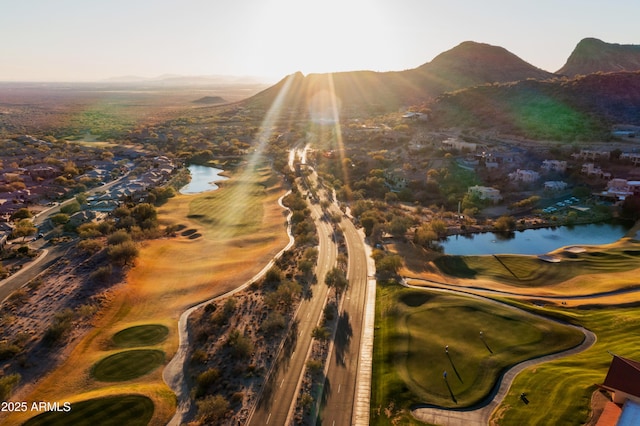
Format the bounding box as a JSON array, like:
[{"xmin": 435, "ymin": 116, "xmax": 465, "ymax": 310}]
[{"xmin": 1, "ymin": 0, "xmax": 638, "ymax": 82}]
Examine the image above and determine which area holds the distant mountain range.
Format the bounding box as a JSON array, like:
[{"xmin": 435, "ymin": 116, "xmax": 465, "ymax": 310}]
[
  {"xmin": 102, "ymin": 74, "xmax": 270, "ymax": 86},
  {"xmin": 244, "ymin": 38, "xmax": 640, "ymax": 140},
  {"xmin": 246, "ymin": 41, "xmax": 557, "ymax": 112}
]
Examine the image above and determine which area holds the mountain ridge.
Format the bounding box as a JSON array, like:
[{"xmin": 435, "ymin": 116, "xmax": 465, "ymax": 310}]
[
  {"xmin": 557, "ymin": 38, "xmax": 640, "ymax": 76},
  {"xmin": 246, "ymin": 41, "xmax": 557, "ymax": 114}
]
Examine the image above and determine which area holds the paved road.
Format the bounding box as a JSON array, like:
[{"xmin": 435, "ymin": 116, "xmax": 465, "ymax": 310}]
[
  {"xmin": 318, "ymin": 212, "xmax": 370, "ymax": 426},
  {"xmin": 249, "ymin": 182, "xmax": 337, "ymax": 426},
  {"xmin": 0, "ymin": 243, "xmax": 72, "ymax": 304}
]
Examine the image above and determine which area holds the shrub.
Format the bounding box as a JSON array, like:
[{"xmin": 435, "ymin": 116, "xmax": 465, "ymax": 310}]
[
  {"xmin": 107, "ymin": 230, "xmax": 131, "ymax": 246},
  {"xmin": 0, "ymin": 374, "xmax": 20, "ymax": 400},
  {"xmin": 0, "ymin": 342, "xmax": 22, "ymax": 360},
  {"xmin": 262, "ymin": 311, "xmax": 285, "ymax": 333},
  {"xmin": 195, "ymin": 368, "xmax": 220, "ymax": 398},
  {"xmin": 196, "ymin": 394, "xmax": 229, "ymax": 424},
  {"xmin": 78, "ymin": 238, "xmax": 103, "ymax": 254},
  {"xmin": 312, "ymin": 326, "xmax": 330, "ymax": 340},
  {"xmin": 107, "ymin": 241, "xmax": 139, "ymax": 266},
  {"xmin": 227, "ymin": 330, "xmax": 254, "ymax": 358},
  {"xmin": 306, "ymin": 359, "xmax": 324, "ymax": 374},
  {"xmin": 191, "ymin": 349, "xmax": 208, "ymax": 364},
  {"xmin": 90, "ymin": 265, "xmax": 113, "ymax": 284},
  {"xmin": 43, "ymin": 308, "xmax": 75, "ymax": 346}
]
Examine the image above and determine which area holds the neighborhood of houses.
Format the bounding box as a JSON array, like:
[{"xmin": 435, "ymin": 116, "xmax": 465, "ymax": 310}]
[
  {"xmin": 0, "ymin": 135, "xmax": 177, "ymax": 248},
  {"xmin": 443, "ymin": 139, "xmax": 640, "ymax": 207}
]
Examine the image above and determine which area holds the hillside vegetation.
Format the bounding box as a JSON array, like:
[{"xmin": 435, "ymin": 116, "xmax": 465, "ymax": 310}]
[{"xmin": 428, "ymin": 72, "xmax": 640, "ymax": 140}]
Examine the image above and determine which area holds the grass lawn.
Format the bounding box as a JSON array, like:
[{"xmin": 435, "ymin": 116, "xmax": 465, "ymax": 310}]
[
  {"xmin": 7, "ymin": 161, "xmax": 290, "ymax": 426},
  {"xmin": 371, "ymin": 281, "xmax": 584, "ymax": 425},
  {"xmin": 23, "ymin": 394, "xmax": 154, "ymax": 426},
  {"xmin": 430, "ymin": 238, "xmax": 640, "ymax": 297},
  {"xmin": 491, "ymin": 303, "xmax": 640, "ymax": 425},
  {"xmin": 112, "ymin": 325, "xmax": 169, "ymax": 348},
  {"xmin": 92, "ymin": 350, "xmax": 165, "ymax": 382}
]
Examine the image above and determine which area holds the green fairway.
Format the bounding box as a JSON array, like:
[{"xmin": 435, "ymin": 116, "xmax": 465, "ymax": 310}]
[
  {"xmin": 434, "ymin": 242, "xmax": 640, "ymax": 287},
  {"xmin": 92, "ymin": 350, "xmax": 165, "ymax": 382},
  {"xmin": 371, "ymin": 282, "xmax": 584, "ymax": 425},
  {"xmin": 112, "ymin": 324, "xmax": 169, "ymax": 348},
  {"xmin": 22, "ymin": 394, "xmax": 154, "ymax": 426},
  {"xmin": 491, "ymin": 304, "xmax": 640, "ymax": 425},
  {"xmin": 187, "ymin": 166, "xmax": 275, "ymax": 237}
]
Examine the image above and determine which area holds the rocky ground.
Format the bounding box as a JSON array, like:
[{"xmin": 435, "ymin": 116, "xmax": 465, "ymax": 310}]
[{"xmin": 0, "ymin": 246, "xmax": 122, "ymax": 406}]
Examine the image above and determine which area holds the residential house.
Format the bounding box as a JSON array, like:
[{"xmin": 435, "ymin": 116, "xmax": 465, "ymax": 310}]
[
  {"xmin": 620, "ymin": 153, "xmax": 640, "ymax": 166},
  {"xmin": 572, "ymin": 150, "xmax": 610, "ymax": 161},
  {"xmin": 581, "ymin": 163, "xmax": 611, "ymax": 179},
  {"xmin": 601, "ymin": 178, "xmax": 640, "ymax": 201},
  {"xmin": 508, "ymin": 169, "xmax": 540, "ymax": 183},
  {"xmin": 442, "ymin": 138, "xmax": 477, "ymax": 153},
  {"xmin": 468, "ymin": 185, "xmax": 502, "ymax": 202},
  {"xmin": 541, "ymin": 160, "xmax": 567, "ymax": 173},
  {"xmin": 595, "ymin": 354, "xmax": 640, "ymax": 426}
]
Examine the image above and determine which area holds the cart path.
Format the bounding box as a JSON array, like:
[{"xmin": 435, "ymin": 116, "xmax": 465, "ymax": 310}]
[
  {"xmin": 163, "ymin": 191, "xmax": 294, "ymax": 426},
  {"xmin": 400, "ymin": 280, "xmax": 597, "ymax": 426}
]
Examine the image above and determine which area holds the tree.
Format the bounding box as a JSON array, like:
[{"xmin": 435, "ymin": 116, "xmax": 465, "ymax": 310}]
[
  {"xmin": 325, "ymin": 267, "xmax": 348, "ymax": 296},
  {"xmin": 494, "ymin": 215, "xmax": 517, "ymax": 232},
  {"xmin": 10, "ymin": 208, "xmax": 32, "ymax": 221},
  {"xmin": 60, "ymin": 201, "xmax": 81, "ymax": 215},
  {"xmin": 376, "ymin": 254, "xmax": 403, "ymax": 278},
  {"xmin": 131, "ymin": 203, "xmax": 157, "ymax": 229},
  {"xmin": 75, "ymin": 192, "xmax": 88, "ymax": 206},
  {"xmin": 50, "ymin": 213, "xmax": 70, "ymax": 226},
  {"xmin": 12, "ymin": 219, "xmax": 36, "ymax": 241}
]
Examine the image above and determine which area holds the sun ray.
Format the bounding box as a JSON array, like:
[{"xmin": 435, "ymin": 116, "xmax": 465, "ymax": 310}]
[{"xmin": 199, "ymin": 73, "xmax": 298, "ymax": 240}]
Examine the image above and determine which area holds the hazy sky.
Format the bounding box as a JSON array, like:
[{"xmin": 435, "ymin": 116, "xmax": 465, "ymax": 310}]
[{"xmin": 2, "ymin": 0, "xmax": 638, "ymax": 82}]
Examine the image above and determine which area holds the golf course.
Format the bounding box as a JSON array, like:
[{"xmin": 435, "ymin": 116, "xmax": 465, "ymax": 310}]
[
  {"xmin": 373, "ymin": 229, "xmax": 640, "ymax": 425},
  {"xmin": 7, "ymin": 162, "xmax": 290, "ymax": 426},
  {"xmin": 371, "ymin": 283, "xmax": 584, "ymax": 425}
]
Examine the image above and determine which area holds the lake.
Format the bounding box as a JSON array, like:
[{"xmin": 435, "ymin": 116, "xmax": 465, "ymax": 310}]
[
  {"xmin": 179, "ymin": 164, "xmax": 228, "ymax": 194},
  {"xmin": 440, "ymin": 222, "xmax": 632, "ymax": 256}
]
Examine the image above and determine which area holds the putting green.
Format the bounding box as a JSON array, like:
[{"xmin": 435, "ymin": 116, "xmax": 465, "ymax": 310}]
[
  {"xmin": 112, "ymin": 324, "xmax": 169, "ymax": 348},
  {"xmin": 22, "ymin": 394, "xmax": 153, "ymax": 426},
  {"xmin": 372, "ymin": 283, "xmax": 584, "ymax": 417},
  {"xmin": 92, "ymin": 350, "xmax": 165, "ymax": 382}
]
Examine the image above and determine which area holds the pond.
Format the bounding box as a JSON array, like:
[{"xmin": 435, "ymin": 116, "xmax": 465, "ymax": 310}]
[
  {"xmin": 179, "ymin": 164, "xmax": 228, "ymax": 194},
  {"xmin": 440, "ymin": 222, "xmax": 632, "ymax": 256}
]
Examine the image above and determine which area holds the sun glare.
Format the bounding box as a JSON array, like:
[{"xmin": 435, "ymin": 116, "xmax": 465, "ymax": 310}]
[{"xmin": 251, "ymin": 0, "xmax": 393, "ymax": 77}]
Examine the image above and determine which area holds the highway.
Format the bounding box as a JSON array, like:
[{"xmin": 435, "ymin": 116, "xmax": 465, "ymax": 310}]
[
  {"xmin": 318, "ymin": 208, "xmax": 370, "ymax": 426},
  {"xmin": 249, "ymin": 171, "xmax": 338, "ymax": 426}
]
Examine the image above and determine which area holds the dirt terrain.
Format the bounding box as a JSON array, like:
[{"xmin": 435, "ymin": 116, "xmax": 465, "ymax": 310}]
[{"xmin": 0, "ymin": 247, "xmax": 124, "ymax": 407}]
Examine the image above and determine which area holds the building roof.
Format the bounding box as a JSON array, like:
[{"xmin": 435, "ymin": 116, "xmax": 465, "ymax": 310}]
[
  {"xmin": 618, "ymin": 400, "xmax": 640, "ymax": 426},
  {"xmin": 602, "ymin": 355, "xmax": 640, "ymax": 398}
]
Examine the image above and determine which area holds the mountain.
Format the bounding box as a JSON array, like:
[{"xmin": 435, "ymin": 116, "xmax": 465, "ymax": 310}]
[
  {"xmin": 557, "ymin": 38, "xmax": 640, "ymax": 76},
  {"xmin": 102, "ymin": 74, "xmax": 270, "ymax": 86},
  {"xmin": 427, "ymin": 71, "xmax": 640, "ymax": 141},
  {"xmin": 409, "ymin": 41, "xmax": 555, "ymax": 94},
  {"xmin": 246, "ymin": 41, "xmax": 557, "ymax": 114}
]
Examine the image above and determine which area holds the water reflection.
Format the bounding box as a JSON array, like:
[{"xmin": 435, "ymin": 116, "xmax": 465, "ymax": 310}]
[
  {"xmin": 179, "ymin": 164, "xmax": 228, "ymax": 194},
  {"xmin": 442, "ymin": 222, "xmax": 631, "ymax": 255}
]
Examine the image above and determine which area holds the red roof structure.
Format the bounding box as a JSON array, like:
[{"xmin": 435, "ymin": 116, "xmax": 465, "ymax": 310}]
[{"xmin": 602, "ymin": 355, "xmax": 640, "ymax": 403}]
